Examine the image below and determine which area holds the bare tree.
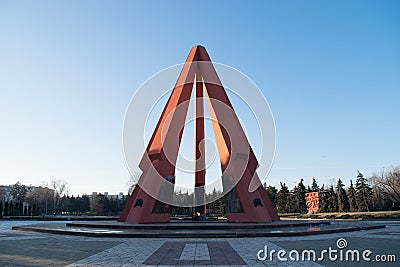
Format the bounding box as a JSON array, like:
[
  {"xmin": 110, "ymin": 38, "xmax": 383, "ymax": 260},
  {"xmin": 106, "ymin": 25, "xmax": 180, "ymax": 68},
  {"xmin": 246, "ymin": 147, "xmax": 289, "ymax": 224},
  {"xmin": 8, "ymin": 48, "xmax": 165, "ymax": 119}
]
[
  {"xmin": 372, "ymin": 166, "xmax": 400, "ymax": 207},
  {"xmin": 49, "ymin": 179, "xmax": 69, "ymax": 197},
  {"xmin": 127, "ymin": 172, "xmax": 141, "ymax": 195},
  {"xmin": 25, "ymin": 186, "xmax": 55, "ymax": 215},
  {"xmin": 44, "ymin": 179, "xmax": 69, "ymax": 214}
]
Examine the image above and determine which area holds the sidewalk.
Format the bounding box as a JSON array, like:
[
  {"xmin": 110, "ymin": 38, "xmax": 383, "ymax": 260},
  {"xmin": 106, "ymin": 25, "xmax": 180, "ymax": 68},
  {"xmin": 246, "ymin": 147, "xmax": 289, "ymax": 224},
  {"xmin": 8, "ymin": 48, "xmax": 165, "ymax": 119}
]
[{"xmin": 0, "ymin": 221, "xmax": 398, "ymax": 266}]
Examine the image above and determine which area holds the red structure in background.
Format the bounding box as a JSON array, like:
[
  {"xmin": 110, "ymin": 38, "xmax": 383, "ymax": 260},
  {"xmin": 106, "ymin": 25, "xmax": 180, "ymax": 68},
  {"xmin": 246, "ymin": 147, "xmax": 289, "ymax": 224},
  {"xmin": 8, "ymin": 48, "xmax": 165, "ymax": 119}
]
[
  {"xmin": 306, "ymin": 192, "xmax": 319, "ymax": 214},
  {"xmin": 119, "ymin": 46, "xmax": 280, "ymax": 223}
]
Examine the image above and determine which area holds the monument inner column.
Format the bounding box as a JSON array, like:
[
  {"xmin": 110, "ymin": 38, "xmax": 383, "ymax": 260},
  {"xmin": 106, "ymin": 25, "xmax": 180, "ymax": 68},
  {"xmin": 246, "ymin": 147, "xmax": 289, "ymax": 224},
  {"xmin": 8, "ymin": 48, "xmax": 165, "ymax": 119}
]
[{"xmin": 194, "ymin": 71, "xmax": 206, "ymax": 217}]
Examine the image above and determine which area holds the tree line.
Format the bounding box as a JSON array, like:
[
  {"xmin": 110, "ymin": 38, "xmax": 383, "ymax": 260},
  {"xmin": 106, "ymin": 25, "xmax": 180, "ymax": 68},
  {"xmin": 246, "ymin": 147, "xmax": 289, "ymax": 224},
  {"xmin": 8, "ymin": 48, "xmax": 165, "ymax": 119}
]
[
  {"xmin": 1, "ymin": 166, "xmax": 399, "ymax": 217},
  {"xmin": 267, "ymin": 167, "xmax": 400, "ymax": 214},
  {"xmin": 0, "ymin": 180, "xmax": 128, "ymax": 217},
  {"xmin": 170, "ymin": 188, "xmax": 225, "ymax": 217}
]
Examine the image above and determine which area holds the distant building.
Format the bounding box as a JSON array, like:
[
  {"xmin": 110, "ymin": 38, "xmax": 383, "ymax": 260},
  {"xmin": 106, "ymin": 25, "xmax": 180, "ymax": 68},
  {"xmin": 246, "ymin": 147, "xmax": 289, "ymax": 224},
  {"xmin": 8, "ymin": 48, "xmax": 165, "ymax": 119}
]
[{"xmin": 89, "ymin": 192, "xmax": 97, "ymax": 212}]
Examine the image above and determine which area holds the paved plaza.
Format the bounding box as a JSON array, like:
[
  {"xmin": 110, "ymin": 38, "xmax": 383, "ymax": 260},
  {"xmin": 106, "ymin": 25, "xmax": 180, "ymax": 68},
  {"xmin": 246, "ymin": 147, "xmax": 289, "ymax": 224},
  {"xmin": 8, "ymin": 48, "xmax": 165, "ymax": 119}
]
[{"xmin": 0, "ymin": 220, "xmax": 398, "ymax": 266}]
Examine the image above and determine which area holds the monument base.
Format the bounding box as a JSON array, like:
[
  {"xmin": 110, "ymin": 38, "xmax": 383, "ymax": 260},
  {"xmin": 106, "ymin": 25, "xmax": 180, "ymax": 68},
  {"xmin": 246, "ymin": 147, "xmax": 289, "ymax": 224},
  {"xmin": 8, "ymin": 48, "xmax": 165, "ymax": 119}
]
[{"xmin": 12, "ymin": 220, "xmax": 385, "ymax": 238}]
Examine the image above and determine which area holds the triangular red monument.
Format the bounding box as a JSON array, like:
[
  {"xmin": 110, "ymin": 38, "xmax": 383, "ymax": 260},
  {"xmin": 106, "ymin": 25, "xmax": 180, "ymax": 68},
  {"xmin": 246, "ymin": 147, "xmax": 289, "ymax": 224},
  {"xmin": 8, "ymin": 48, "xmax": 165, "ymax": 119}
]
[{"xmin": 120, "ymin": 46, "xmax": 280, "ymax": 223}]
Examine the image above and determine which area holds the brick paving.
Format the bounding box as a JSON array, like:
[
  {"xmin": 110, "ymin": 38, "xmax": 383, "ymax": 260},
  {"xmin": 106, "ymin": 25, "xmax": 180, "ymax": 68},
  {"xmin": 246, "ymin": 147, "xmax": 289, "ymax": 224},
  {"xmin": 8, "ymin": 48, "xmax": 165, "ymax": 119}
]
[
  {"xmin": 0, "ymin": 220, "xmax": 398, "ymax": 266},
  {"xmin": 144, "ymin": 241, "xmax": 245, "ymax": 265}
]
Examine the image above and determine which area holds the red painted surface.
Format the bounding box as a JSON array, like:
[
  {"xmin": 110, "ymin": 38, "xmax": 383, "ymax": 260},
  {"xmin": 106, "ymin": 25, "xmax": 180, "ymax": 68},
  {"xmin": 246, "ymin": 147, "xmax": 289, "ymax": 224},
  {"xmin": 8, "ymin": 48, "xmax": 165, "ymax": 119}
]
[
  {"xmin": 194, "ymin": 70, "xmax": 206, "ymax": 216},
  {"xmin": 120, "ymin": 46, "xmax": 279, "ymax": 223},
  {"xmin": 306, "ymin": 192, "xmax": 319, "ymax": 214}
]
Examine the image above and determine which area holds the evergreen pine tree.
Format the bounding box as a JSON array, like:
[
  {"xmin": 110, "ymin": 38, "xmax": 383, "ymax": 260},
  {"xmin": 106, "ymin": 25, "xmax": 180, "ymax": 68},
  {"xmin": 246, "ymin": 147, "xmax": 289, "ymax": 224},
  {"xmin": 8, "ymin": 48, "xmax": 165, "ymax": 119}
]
[
  {"xmin": 318, "ymin": 185, "xmax": 328, "ymax": 213},
  {"xmin": 336, "ymin": 179, "xmax": 349, "ymax": 212},
  {"xmin": 80, "ymin": 194, "xmax": 90, "ymax": 213},
  {"xmin": 264, "ymin": 185, "xmax": 278, "ymax": 206},
  {"xmin": 293, "ymin": 179, "xmax": 307, "ymax": 213},
  {"xmin": 311, "ymin": 177, "xmax": 320, "ymax": 192},
  {"xmin": 355, "ymin": 171, "xmax": 372, "ymax": 212},
  {"xmin": 287, "ymin": 191, "xmax": 295, "ymax": 213},
  {"xmin": 347, "ymin": 180, "xmax": 357, "ymax": 211},
  {"xmin": 276, "ymin": 182, "xmax": 290, "ymax": 213},
  {"xmin": 4, "ymin": 201, "xmax": 8, "ymax": 216},
  {"xmin": 327, "ymin": 185, "xmax": 338, "ymax": 212}
]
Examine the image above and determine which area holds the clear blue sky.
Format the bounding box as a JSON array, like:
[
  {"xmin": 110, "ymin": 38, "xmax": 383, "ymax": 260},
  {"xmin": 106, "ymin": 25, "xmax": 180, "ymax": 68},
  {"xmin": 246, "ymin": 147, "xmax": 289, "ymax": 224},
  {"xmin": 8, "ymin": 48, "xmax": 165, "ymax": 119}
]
[{"xmin": 0, "ymin": 1, "xmax": 399, "ymax": 195}]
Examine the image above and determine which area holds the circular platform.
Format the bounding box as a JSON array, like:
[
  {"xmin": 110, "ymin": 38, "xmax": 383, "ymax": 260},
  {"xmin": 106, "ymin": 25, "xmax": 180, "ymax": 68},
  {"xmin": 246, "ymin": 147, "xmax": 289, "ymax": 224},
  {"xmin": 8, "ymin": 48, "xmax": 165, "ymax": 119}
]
[{"xmin": 12, "ymin": 219, "xmax": 385, "ymax": 238}]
